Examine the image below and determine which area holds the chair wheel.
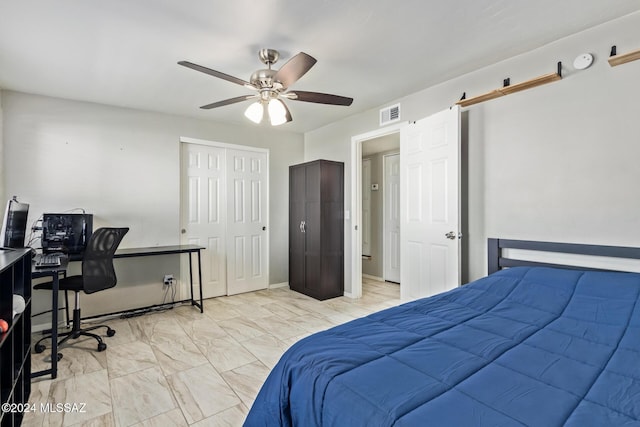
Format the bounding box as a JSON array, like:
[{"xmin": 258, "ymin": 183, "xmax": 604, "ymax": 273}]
[
  {"xmin": 106, "ymin": 328, "xmax": 116, "ymax": 337},
  {"xmin": 97, "ymin": 342, "xmax": 107, "ymax": 352},
  {"xmin": 35, "ymin": 343, "xmax": 46, "ymax": 353}
]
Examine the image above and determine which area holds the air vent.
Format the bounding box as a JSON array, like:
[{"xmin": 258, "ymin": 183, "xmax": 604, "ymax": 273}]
[{"xmin": 379, "ymin": 103, "xmax": 401, "ymax": 126}]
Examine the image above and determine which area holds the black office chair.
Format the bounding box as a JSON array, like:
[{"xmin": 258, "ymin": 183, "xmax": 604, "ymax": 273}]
[{"xmin": 34, "ymin": 227, "xmax": 129, "ymax": 354}]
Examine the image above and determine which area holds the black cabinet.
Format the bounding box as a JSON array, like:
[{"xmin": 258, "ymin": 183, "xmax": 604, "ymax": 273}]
[
  {"xmin": 289, "ymin": 160, "xmax": 344, "ymax": 300},
  {"xmin": 0, "ymin": 249, "xmax": 32, "ymax": 427}
]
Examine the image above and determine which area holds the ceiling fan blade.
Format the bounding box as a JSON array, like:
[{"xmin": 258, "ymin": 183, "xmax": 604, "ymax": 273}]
[
  {"xmin": 178, "ymin": 60, "xmax": 252, "ymax": 87},
  {"xmin": 286, "ymin": 90, "xmax": 353, "ymax": 106},
  {"xmin": 200, "ymin": 95, "xmax": 256, "ymax": 109},
  {"xmin": 273, "ymin": 52, "xmax": 317, "ymax": 89}
]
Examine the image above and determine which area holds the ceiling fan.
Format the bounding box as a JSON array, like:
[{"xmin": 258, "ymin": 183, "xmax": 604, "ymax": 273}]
[{"xmin": 178, "ymin": 49, "xmax": 353, "ymax": 126}]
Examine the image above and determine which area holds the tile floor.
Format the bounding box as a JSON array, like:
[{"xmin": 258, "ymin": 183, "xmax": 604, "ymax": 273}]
[{"xmin": 24, "ymin": 278, "xmax": 400, "ymax": 427}]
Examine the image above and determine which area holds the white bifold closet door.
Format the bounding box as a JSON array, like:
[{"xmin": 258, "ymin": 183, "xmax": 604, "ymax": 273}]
[{"xmin": 181, "ymin": 141, "xmax": 268, "ymax": 298}]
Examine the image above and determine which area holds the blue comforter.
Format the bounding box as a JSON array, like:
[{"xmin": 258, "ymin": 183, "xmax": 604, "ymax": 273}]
[{"xmin": 244, "ymin": 267, "xmax": 640, "ymax": 426}]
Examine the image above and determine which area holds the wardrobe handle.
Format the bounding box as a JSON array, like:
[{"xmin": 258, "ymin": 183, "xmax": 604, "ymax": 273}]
[{"xmin": 300, "ymin": 220, "xmax": 306, "ymax": 233}]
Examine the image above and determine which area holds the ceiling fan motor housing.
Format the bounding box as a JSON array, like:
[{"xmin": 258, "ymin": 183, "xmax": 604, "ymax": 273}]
[
  {"xmin": 258, "ymin": 48, "xmax": 279, "ymax": 65},
  {"xmin": 250, "ymin": 68, "xmax": 280, "ymax": 89}
]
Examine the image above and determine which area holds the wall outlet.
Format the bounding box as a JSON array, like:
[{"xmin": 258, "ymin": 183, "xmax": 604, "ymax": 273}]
[{"xmin": 163, "ymin": 274, "xmax": 174, "ymax": 286}]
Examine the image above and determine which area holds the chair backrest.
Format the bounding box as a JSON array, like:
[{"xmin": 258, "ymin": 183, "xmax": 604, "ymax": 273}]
[{"xmin": 81, "ymin": 227, "xmax": 129, "ymax": 294}]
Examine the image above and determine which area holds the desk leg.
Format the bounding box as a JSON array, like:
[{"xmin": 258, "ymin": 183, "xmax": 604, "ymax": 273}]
[
  {"xmin": 188, "ymin": 251, "xmax": 204, "ymax": 313},
  {"xmin": 197, "ymin": 250, "xmax": 203, "ymax": 313},
  {"xmin": 188, "ymin": 253, "xmax": 195, "ymax": 307},
  {"xmin": 31, "ymin": 271, "xmax": 61, "ymax": 380},
  {"xmin": 51, "ymin": 273, "xmax": 59, "ymax": 379}
]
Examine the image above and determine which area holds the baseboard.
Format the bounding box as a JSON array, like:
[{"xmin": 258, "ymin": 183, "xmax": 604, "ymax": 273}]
[
  {"xmin": 31, "ymin": 322, "xmax": 51, "ymax": 333},
  {"xmin": 363, "ymin": 274, "xmax": 384, "ymax": 282},
  {"xmin": 269, "ymin": 282, "xmax": 289, "ymax": 289}
]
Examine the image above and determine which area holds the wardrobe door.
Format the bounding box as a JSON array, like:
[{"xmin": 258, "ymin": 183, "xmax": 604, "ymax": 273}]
[
  {"xmin": 303, "ymin": 162, "xmax": 323, "ymax": 295},
  {"xmin": 320, "ymin": 161, "xmax": 344, "ymax": 298},
  {"xmin": 289, "ymin": 164, "xmax": 306, "ymax": 292}
]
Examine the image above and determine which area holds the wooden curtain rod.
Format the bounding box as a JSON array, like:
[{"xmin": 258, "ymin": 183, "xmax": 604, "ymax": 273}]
[
  {"xmin": 456, "ymin": 62, "xmax": 562, "ymax": 108},
  {"xmin": 608, "ymin": 45, "xmax": 640, "ymax": 67}
]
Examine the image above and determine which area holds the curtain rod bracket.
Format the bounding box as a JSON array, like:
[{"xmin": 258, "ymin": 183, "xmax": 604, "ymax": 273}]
[
  {"xmin": 610, "ymin": 45, "xmax": 617, "ymax": 57},
  {"xmin": 503, "ymin": 78, "xmax": 510, "ymax": 87},
  {"xmin": 459, "ymin": 92, "xmax": 466, "ymax": 101},
  {"xmin": 557, "ymin": 61, "xmax": 562, "ymax": 77}
]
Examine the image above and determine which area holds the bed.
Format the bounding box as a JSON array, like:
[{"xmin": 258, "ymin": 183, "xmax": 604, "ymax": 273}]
[{"xmin": 244, "ymin": 239, "xmax": 640, "ymax": 426}]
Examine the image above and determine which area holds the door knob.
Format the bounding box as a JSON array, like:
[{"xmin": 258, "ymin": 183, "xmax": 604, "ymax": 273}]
[
  {"xmin": 181, "ymin": 229, "xmax": 186, "ymax": 234},
  {"xmin": 445, "ymin": 231, "xmax": 456, "ymax": 240},
  {"xmin": 262, "ymin": 226, "xmax": 266, "ymax": 231}
]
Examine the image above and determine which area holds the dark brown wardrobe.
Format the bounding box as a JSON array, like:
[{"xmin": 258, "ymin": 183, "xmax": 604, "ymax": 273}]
[{"xmin": 289, "ymin": 160, "xmax": 344, "ymax": 300}]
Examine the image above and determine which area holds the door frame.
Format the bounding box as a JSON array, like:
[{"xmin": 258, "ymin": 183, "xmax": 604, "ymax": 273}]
[
  {"xmin": 382, "ymin": 151, "xmax": 400, "ymax": 283},
  {"xmin": 179, "ymin": 136, "xmax": 270, "ymax": 296},
  {"xmin": 349, "ymin": 123, "xmax": 405, "ymax": 298}
]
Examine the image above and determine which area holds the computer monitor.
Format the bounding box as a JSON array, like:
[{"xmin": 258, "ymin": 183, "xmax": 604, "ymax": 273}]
[{"xmin": 0, "ymin": 198, "xmax": 30, "ymax": 249}]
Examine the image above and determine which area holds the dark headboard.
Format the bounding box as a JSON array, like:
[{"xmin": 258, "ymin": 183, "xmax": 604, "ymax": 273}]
[{"xmin": 488, "ymin": 238, "xmax": 640, "ymax": 274}]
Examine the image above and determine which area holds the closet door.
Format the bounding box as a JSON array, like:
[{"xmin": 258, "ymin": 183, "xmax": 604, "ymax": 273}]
[
  {"xmin": 226, "ymin": 149, "xmax": 269, "ymax": 295},
  {"xmin": 181, "ymin": 143, "xmax": 227, "ymax": 298},
  {"xmin": 181, "ymin": 139, "xmax": 269, "ymax": 297}
]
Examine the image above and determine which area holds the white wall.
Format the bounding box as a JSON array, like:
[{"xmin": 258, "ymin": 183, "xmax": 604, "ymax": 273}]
[
  {"xmin": 305, "ymin": 11, "xmax": 640, "ymax": 293},
  {"xmin": 1, "ymin": 91, "xmax": 304, "ymax": 325}
]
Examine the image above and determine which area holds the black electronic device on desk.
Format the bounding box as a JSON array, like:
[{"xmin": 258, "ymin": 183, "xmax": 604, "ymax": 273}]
[
  {"xmin": 0, "ymin": 197, "xmax": 29, "ymax": 250},
  {"xmin": 34, "ymin": 252, "xmax": 66, "ymax": 268},
  {"xmin": 41, "ymin": 213, "xmax": 93, "ymax": 260}
]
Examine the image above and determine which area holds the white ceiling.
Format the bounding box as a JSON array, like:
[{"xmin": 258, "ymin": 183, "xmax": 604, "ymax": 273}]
[{"xmin": 1, "ymin": 1, "xmax": 639, "ymax": 133}]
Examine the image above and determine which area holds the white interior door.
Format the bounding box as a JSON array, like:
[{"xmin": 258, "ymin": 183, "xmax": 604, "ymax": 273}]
[
  {"xmin": 226, "ymin": 148, "xmax": 269, "ymax": 295},
  {"xmin": 400, "ymin": 106, "xmax": 460, "ymax": 301},
  {"xmin": 362, "ymin": 158, "xmax": 372, "ymax": 257},
  {"xmin": 181, "ymin": 143, "xmax": 227, "ymax": 298},
  {"xmin": 384, "ymin": 153, "xmax": 401, "ymax": 283}
]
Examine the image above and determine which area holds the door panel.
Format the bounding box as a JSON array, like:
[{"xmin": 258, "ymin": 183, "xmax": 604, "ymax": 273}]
[
  {"xmin": 400, "ymin": 106, "xmax": 460, "ymax": 301},
  {"xmin": 384, "ymin": 153, "xmax": 401, "ymax": 283},
  {"xmin": 362, "ymin": 158, "xmax": 372, "ymax": 256},
  {"xmin": 289, "ymin": 165, "xmax": 306, "ymax": 291},
  {"xmin": 181, "ymin": 144, "xmax": 227, "ymax": 298},
  {"xmin": 304, "ymin": 199, "xmax": 321, "ymax": 293},
  {"xmin": 226, "ymin": 149, "xmax": 268, "ymax": 295}
]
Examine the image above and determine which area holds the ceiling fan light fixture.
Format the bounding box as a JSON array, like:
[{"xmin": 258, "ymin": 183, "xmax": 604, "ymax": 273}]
[
  {"xmin": 268, "ymin": 98, "xmax": 287, "ymax": 126},
  {"xmin": 180, "ymin": 49, "xmax": 353, "ymax": 126},
  {"xmin": 244, "ymin": 101, "xmax": 264, "ymax": 124}
]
